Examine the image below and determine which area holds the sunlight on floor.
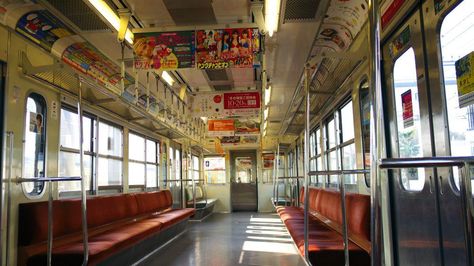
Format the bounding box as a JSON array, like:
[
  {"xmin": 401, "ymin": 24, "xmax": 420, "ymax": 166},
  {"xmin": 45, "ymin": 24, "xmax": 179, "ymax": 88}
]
[
  {"xmin": 246, "ymin": 229, "xmax": 289, "ymax": 236},
  {"xmin": 246, "ymin": 235, "xmax": 294, "ymax": 242},
  {"xmin": 242, "ymin": 240, "xmax": 298, "ymax": 254},
  {"xmin": 247, "ymin": 225, "xmax": 287, "ymax": 231},
  {"xmin": 249, "ymin": 217, "xmax": 282, "ymax": 223}
]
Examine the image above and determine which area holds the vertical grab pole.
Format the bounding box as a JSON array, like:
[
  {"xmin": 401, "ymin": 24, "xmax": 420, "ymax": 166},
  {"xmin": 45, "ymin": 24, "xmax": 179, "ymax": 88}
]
[
  {"xmin": 334, "ymin": 108, "xmax": 349, "ymax": 265},
  {"xmin": 368, "ymin": 0, "xmax": 383, "ymax": 263},
  {"xmin": 338, "ymin": 174, "xmax": 350, "ymax": 266},
  {"xmin": 303, "ymin": 66, "xmax": 311, "ymax": 262},
  {"xmin": 459, "ymin": 163, "xmax": 474, "ymax": 265},
  {"xmin": 276, "ymin": 143, "xmax": 280, "ymax": 205},
  {"xmin": 192, "ymin": 147, "xmax": 196, "ymax": 210},
  {"xmin": 5, "ymin": 132, "xmax": 13, "ymax": 266},
  {"xmin": 272, "ymin": 150, "xmax": 277, "ymax": 205},
  {"xmin": 47, "ymin": 180, "xmax": 53, "ymax": 266},
  {"xmin": 78, "ymin": 78, "xmax": 89, "ymax": 265}
]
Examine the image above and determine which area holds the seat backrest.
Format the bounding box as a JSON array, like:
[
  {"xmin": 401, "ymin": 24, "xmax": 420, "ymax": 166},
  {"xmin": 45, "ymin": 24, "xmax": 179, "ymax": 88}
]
[
  {"xmin": 346, "ymin": 193, "xmax": 371, "ymax": 242},
  {"xmin": 18, "ymin": 190, "xmax": 173, "ymax": 246}
]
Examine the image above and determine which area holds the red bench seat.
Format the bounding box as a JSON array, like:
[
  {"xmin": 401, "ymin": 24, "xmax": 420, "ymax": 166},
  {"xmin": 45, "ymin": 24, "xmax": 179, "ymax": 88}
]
[
  {"xmin": 18, "ymin": 190, "xmax": 195, "ymax": 266},
  {"xmin": 276, "ymin": 187, "xmax": 371, "ymax": 266}
]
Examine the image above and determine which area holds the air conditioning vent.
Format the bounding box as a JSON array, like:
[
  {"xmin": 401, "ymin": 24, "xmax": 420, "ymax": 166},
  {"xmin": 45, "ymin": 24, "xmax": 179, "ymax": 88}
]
[
  {"xmin": 44, "ymin": 0, "xmax": 112, "ymax": 31},
  {"xmin": 283, "ymin": 0, "xmax": 320, "ymax": 23}
]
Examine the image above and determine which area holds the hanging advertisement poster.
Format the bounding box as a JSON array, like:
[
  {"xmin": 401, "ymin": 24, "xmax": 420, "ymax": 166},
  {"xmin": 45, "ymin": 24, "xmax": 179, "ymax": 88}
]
[
  {"xmin": 381, "ymin": 0, "xmax": 406, "ymax": 29},
  {"xmin": 191, "ymin": 91, "xmax": 261, "ymax": 118},
  {"xmin": 401, "ymin": 90, "xmax": 414, "ymax": 128},
  {"xmin": 455, "ymin": 52, "xmax": 474, "ymax": 108},
  {"xmin": 208, "ymin": 119, "xmax": 235, "ymax": 137},
  {"xmin": 234, "ymin": 119, "xmax": 260, "ymax": 135},
  {"xmin": 262, "ymin": 153, "xmax": 275, "ymax": 169},
  {"xmin": 16, "ymin": 10, "xmax": 74, "ymax": 52},
  {"xmin": 220, "ymin": 135, "xmax": 259, "ymax": 146},
  {"xmin": 133, "ymin": 31, "xmax": 195, "ymax": 70},
  {"xmin": 61, "ymin": 42, "xmax": 134, "ymax": 95},
  {"xmin": 196, "ymin": 28, "xmax": 260, "ymax": 69}
]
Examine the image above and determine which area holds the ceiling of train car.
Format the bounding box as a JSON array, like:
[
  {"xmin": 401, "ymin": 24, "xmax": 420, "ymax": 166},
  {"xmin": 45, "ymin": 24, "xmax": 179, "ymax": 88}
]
[{"xmin": 39, "ymin": 0, "xmax": 322, "ymax": 138}]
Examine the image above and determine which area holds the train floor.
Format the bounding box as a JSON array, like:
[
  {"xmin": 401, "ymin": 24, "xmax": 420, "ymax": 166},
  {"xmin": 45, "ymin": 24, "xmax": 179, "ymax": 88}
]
[{"xmin": 139, "ymin": 212, "xmax": 306, "ymax": 266}]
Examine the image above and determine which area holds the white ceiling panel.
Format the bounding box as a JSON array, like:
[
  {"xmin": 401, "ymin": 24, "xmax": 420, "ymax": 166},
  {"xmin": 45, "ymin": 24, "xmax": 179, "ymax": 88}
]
[{"xmin": 126, "ymin": 0, "xmax": 174, "ymax": 27}]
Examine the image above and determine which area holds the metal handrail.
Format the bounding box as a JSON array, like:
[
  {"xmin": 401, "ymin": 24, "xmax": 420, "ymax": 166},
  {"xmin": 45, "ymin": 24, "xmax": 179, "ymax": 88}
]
[
  {"xmin": 380, "ymin": 156, "xmax": 474, "ymax": 265},
  {"xmin": 309, "ymin": 169, "xmax": 370, "ymax": 176},
  {"xmin": 379, "ymin": 157, "xmax": 474, "ymax": 168},
  {"xmin": 15, "ymin": 176, "xmax": 85, "ymax": 266}
]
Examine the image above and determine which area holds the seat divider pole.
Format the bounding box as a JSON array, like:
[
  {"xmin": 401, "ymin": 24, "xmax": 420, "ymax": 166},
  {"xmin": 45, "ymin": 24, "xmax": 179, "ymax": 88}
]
[
  {"xmin": 5, "ymin": 132, "xmax": 13, "ymax": 266},
  {"xmin": 192, "ymin": 148, "xmax": 196, "ymax": 210},
  {"xmin": 368, "ymin": 0, "xmax": 384, "ymax": 262},
  {"xmin": 460, "ymin": 163, "xmax": 474, "ymax": 265},
  {"xmin": 303, "ymin": 66, "xmax": 311, "ymax": 263},
  {"xmin": 47, "ymin": 180, "xmax": 53, "ymax": 266},
  {"xmin": 339, "ymin": 174, "xmax": 350, "ymax": 266},
  {"xmin": 78, "ymin": 78, "xmax": 89, "ymax": 266}
]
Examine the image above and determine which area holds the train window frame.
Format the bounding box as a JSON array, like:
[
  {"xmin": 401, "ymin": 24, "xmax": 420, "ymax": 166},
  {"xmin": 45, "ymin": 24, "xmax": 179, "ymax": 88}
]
[
  {"xmin": 323, "ymin": 98, "xmax": 357, "ymax": 187},
  {"xmin": 190, "ymin": 154, "xmax": 200, "ymax": 184},
  {"xmin": 392, "ymin": 47, "xmax": 425, "ymax": 192},
  {"xmin": 97, "ymin": 120, "xmax": 123, "ymax": 190},
  {"xmin": 22, "ymin": 92, "xmax": 47, "ymax": 198},
  {"xmin": 358, "ymin": 78, "xmax": 371, "ymax": 187},
  {"xmin": 309, "ymin": 127, "xmax": 323, "ymax": 185},
  {"xmin": 128, "ymin": 132, "xmax": 160, "ymax": 190},
  {"xmin": 438, "ymin": 0, "xmax": 474, "ymax": 194},
  {"xmin": 58, "ymin": 105, "xmax": 96, "ymax": 196},
  {"xmin": 204, "ymin": 156, "xmax": 227, "ymax": 184}
]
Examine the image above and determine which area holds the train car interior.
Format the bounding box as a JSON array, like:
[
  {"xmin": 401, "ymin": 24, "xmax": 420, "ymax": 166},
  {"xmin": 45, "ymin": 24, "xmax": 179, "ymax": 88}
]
[{"xmin": 0, "ymin": 0, "xmax": 473, "ymax": 265}]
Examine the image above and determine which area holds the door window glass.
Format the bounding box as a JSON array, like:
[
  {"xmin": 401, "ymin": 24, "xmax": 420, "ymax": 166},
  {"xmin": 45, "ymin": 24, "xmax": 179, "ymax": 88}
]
[
  {"xmin": 23, "ymin": 93, "xmax": 47, "ymax": 196},
  {"xmin": 440, "ymin": 0, "xmax": 474, "ymax": 193},
  {"xmin": 393, "ymin": 48, "xmax": 425, "ymax": 191},
  {"xmin": 204, "ymin": 156, "xmax": 226, "ymax": 184}
]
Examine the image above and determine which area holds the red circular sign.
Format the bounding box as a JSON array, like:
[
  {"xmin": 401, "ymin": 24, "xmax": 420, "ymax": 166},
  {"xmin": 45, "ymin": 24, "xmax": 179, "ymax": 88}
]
[{"xmin": 213, "ymin": 95, "xmax": 222, "ymax": 103}]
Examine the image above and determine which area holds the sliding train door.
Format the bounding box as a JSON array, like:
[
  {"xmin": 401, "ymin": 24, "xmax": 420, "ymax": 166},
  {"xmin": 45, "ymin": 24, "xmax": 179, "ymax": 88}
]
[
  {"xmin": 382, "ymin": 1, "xmax": 471, "ymax": 265},
  {"xmin": 230, "ymin": 150, "xmax": 258, "ymax": 211}
]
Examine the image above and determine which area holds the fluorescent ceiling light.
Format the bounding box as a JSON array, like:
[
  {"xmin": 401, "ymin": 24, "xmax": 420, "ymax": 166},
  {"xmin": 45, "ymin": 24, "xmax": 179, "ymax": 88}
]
[
  {"xmin": 263, "ymin": 120, "xmax": 268, "ymax": 130},
  {"xmin": 264, "ymin": 85, "xmax": 272, "ymax": 106},
  {"xmin": 162, "ymin": 71, "xmax": 175, "ymax": 86},
  {"xmin": 265, "ymin": 0, "xmax": 281, "ymax": 37},
  {"xmin": 263, "ymin": 129, "xmax": 267, "ymax": 136},
  {"xmin": 263, "ymin": 107, "xmax": 269, "ymax": 121},
  {"xmin": 87, "ymin": 0, "xmax": 134, "ymax": 44}
]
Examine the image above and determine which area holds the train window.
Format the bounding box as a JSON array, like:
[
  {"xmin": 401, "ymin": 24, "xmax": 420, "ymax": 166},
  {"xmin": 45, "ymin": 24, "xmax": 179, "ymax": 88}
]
[
  {"xmin": 324, "ymin": 101, "xmax": 357, "ymax": 186},
  {"xmin": 192, "ymin": 155, "xmax": 200, "ymax": 183},
  {"xmin": 204, "ymin": 156, "xmax": 226, "ymax": 184},
  {"xmin": 162, "ymin": 143, "xmax": 167, "ymax": 185},
  {"xmin": 128, "ymin": 133, "xmax": 146, "ymax": 187},
  {"xmin": 22, "ymin": 93, "xmax": 47, "ymax": 196},
  {"xmin": 440, "ymin": 0, "xmax": 474, "ymax": 193},
  {"xmin": 98, "ymin": 122, "xmax": 123, "ymax": 187},
  {"xmin": 146, "ymin": 139, "xmax": 160, "ymax": 188},
  {"xmin": 340, "ymin": 102, "xmax": 357, "ymax": 184},
  {"xmin": 58, "ymin": 107, "xmax": 94, "ymax": 194},
  {"xmin": 393, "ymin": 48, "xmax": 425, "ymax": 191},
  {"xmin": 359, "ymin": 80, "xmax": 371, "ymax": 187},
  {"xmin": 175, "ymin": 149, "xmax": 181, "ymax": 181},
  {"xmin": 169, "ymin": 146, "xmax": 175, "ymax": 182}
]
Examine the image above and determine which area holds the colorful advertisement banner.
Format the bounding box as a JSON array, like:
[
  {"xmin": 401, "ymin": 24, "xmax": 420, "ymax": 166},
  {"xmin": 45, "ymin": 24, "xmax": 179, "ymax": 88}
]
[
  {"xmin": 381, "ymin": 0, "xmax": 406, "ymax": 29},
  {"xmin": 61, "ymin": 42, "xmax": 134, "ymax": 94},
  {"xmin": 220, "ymin": 135, "xmax": 259, "ymax": 146},
  {"xmin": 389, "ymin": 26, "xmax": 410, "ymax": 59},
  {"xmin": 262, "ymin": 153, "xmax": 275, "ymax": 169},
  {"xmin": 401, "ymin": 89, "xmax": 414, "ymax": 128},
  {"xmin": 191, "ymin": 91, "xmax": 261, "ymax": 118},
  {"xmin": 208, "ymin": 119, "xmax": 235, "ymax": 137},
  {"xmin": 456, "ymin": 51, "xmax": 474, "ymax": 108},
  {"xmin": 207, "ymin": 119, "xmax": 260, "ymax": 136},
  {"xmin": 16, "ymin": 10, "xmax": 74, "ymax": 52},
  {"xmin": 196, "ymin": 28, "xmax": 260, "ymax": 69},
  {"xmin": 133, "ymin": 31, "xmax": 195, "ymax": 70}
]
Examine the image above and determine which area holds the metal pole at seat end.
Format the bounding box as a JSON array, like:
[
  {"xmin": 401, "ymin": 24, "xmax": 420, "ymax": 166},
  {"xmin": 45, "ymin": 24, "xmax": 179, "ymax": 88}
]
[
  {"xmin": 303, "ymin": 66, "xmax": 311, "ymax": 263},
  {"xmin": 78, "ymin": 78, "xmax": 89, "ymax": 265},
  {"xmin": 368, "ymin": 0, "xmax": 384, "ymax": 263}
]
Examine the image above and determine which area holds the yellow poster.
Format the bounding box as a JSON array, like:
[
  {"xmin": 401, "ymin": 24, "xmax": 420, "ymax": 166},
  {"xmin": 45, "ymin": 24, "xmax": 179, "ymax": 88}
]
[{"xmin": 456, "ymin": 51, "xmax": 474, "ymax": 108}]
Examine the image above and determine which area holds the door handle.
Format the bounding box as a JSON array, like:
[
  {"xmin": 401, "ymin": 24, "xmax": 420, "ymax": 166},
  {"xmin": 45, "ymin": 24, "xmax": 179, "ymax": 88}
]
[
  {"xmin": 429, "ymin": 176, "xmax": 433, "ymax": 193},
  {"xmin": 438, "ymin": 176, "xmax": 443, "ymax": 195}
]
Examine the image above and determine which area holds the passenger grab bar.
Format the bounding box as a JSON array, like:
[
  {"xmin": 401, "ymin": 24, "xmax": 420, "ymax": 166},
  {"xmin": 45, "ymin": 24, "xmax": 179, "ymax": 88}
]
[
  {"xmin": 379, "ymin": 156, "xmax": 474, "ymax": 265},
  {"xmin": 14, "ymin": 176, "xmax": 86, "ymax": 266},
  {"xmin": 308, "ymin": 169, "xmax": 368, "ymax": 266},
  {"xmin": 379, "ymin": 156, "xmax": 474, "ymax": 168}
]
